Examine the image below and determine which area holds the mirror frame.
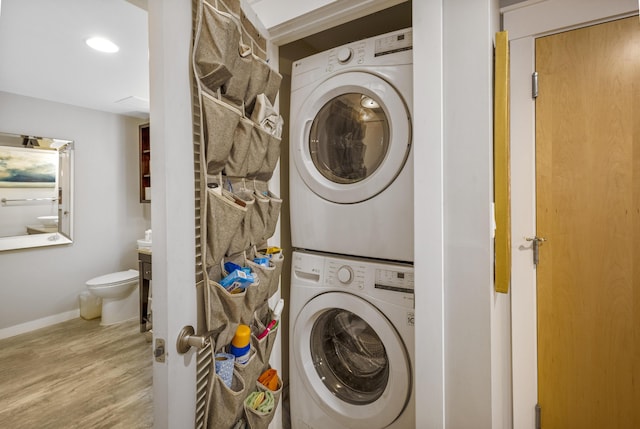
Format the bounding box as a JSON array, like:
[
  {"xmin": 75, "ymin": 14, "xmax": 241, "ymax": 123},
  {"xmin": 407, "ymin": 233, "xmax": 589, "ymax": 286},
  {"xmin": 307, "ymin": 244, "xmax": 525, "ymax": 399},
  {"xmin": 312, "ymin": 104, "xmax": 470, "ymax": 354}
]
[{"xmin": 0, "ymin": 131, "xmax": 74, "ymax": 251}]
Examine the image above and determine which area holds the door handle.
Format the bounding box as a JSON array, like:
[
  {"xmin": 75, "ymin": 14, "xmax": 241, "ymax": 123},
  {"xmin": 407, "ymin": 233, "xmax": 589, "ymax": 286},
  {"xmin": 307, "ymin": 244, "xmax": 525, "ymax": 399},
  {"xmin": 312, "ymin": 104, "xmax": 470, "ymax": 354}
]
[
  {"xmin": 176, "ymin": 325, "xmax": 210, "ymax": 354},
  {"xmin": 525, "ymin": 236, "xmax": 547, "ymax": 266}
]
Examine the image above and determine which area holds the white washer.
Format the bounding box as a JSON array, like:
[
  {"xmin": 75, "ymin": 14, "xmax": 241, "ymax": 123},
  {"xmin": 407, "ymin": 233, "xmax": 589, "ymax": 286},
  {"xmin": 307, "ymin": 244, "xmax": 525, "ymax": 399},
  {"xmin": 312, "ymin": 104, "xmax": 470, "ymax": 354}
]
[
  {"xmin": 289, "ymin": 250, "xmax": 415, "ymax": 429},
  {"xmin": 289, "ymin": 28, "xmax": 413, "ymax": 262}
]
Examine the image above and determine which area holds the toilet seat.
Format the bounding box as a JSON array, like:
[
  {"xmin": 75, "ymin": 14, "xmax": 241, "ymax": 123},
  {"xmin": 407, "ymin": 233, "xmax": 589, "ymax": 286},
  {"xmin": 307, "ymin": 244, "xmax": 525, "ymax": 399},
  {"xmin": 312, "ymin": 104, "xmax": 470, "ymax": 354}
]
[{"xmin": 86, "ymin": 269, "xmax": 139, "ymax": 287}]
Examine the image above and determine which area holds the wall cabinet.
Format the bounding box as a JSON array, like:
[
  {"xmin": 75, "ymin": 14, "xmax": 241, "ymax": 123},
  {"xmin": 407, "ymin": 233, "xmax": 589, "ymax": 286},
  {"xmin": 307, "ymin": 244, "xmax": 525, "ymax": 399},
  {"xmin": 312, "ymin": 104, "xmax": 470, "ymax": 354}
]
[{"xmin": 139, "ymin": 123, "xmax": 151, "ymax": 203}]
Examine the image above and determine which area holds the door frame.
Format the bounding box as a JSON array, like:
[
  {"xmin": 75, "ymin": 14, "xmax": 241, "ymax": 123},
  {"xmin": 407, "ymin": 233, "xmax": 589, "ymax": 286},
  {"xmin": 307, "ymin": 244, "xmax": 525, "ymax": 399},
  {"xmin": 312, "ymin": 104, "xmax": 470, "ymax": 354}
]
[
  {"xmin": 503, "ymin": 0, "xmax": 638, "ymax": 428},
  {"xmin": 149, "ymin": 1, "xmax": 419, "ymax": 428}
]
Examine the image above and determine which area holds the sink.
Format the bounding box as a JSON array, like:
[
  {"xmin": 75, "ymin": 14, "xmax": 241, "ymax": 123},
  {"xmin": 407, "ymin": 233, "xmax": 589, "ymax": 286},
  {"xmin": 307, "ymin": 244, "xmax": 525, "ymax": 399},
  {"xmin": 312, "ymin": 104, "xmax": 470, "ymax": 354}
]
[
  {"xmin": 137, "ymin": 239, "xmax": 152, "ymax": 250},
  {"xmin": 37, "ymin": 215, "xmax": 58, "ymax": 227}
]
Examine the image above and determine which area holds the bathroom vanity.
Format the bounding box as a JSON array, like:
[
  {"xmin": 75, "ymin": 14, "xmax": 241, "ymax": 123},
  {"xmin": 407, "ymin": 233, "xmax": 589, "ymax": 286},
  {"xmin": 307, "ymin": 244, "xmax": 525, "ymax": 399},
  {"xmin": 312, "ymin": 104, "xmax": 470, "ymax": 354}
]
[{"xmin": 138, "ymin": 250, "xmax": 152, "ymax": 333}]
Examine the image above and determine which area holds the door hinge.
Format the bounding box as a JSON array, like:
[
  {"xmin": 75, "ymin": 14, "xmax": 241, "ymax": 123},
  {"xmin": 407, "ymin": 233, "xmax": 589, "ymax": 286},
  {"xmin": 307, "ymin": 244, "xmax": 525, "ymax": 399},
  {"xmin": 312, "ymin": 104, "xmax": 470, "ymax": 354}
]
[
  {"xmin": 535, "ymin": 403, "xmax": 541, "ymax": 429},
  {"xmin": 532, "ymin": 72, "xmax": 539, "ymax": 99},
  {"xmin": 526, "ymin": 236, "xmax": 547, "ymax": 266}
]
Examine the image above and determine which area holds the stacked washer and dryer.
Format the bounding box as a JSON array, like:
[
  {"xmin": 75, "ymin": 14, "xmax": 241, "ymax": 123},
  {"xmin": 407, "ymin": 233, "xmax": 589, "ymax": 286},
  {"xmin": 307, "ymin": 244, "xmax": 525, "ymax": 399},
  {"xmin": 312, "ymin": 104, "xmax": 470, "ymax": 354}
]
[{"xmin": 288, "ymin": 28, "xmax": 415, "ymax": 429}]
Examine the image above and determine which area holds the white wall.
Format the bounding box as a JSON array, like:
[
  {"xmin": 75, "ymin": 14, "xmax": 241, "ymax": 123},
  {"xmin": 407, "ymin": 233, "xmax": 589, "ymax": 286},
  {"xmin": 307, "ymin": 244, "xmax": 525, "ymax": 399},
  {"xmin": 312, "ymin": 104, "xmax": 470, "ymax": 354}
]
[
  {"xmin": 440, "ymin": 0, "xmax": 511, "ymax": 427},
  {"xmin": 0, "ymin": 91, "xmax": 150, "ymax": 334},
  {"xmin": 413, "ymin": 0, "xmax": 445, "ymax": 427}
]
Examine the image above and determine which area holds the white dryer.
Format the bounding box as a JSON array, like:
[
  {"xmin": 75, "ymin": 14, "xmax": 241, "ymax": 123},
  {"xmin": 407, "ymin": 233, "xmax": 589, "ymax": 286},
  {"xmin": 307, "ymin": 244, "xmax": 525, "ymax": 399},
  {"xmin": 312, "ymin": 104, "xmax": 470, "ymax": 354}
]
[
  {"xmin": 289, "ymin": 28, "xmax": 413, "ymax": 262},
  {"xmin": 289, "ymin": 250, "xmax": 415, "ymax": 429}
]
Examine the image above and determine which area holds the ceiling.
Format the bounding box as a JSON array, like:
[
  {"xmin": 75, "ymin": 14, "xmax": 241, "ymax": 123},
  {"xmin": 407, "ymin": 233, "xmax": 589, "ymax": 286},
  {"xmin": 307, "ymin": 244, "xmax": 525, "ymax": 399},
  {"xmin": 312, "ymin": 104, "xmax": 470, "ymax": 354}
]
[
  {"xmin": 0, "ymin": 0, "xmax": 522, "ymax": 119},
  {"xmin": 0, "ymin": 0, "xmax": 149, "ymax": 118}
]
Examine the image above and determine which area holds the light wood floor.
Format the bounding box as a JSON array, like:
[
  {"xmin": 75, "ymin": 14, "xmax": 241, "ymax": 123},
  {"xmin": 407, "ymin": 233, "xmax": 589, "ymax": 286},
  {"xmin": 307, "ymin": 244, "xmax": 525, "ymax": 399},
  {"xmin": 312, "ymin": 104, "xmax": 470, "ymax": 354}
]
[{"xmin": 0, "ymin": 318, "xmax": 153, "ymax": 429}]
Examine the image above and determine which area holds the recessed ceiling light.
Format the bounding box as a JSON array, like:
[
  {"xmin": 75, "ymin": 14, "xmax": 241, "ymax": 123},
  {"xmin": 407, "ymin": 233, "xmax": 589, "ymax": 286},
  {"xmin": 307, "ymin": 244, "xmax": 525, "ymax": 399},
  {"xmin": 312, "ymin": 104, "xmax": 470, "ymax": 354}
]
[
  {"xmin": 86, "ymin": 36, "xmax": 119, "ymax": 53},
  {"xmin": 360, "ymin": 96, "xmax": 380, "ymax": 109}
]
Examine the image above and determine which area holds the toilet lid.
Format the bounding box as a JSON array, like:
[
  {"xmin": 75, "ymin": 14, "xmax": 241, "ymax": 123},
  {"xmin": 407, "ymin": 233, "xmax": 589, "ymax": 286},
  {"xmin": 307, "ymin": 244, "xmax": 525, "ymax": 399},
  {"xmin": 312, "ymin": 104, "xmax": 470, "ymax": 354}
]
[{"xmin": 86, "ymin": 269, "xmax": 139, "ymax": 287}]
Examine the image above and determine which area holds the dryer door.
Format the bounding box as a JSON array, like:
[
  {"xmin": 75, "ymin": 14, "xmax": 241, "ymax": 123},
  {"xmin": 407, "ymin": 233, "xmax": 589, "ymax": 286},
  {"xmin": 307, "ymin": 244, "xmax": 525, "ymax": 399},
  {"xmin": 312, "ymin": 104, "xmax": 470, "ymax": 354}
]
[
  {"xmin": 293, "ymin": 291, "xmax": 411, "ymax": 428},
  {"xmin": 291, "ymin": 71, "xmax": 411, "ymax": 203}
]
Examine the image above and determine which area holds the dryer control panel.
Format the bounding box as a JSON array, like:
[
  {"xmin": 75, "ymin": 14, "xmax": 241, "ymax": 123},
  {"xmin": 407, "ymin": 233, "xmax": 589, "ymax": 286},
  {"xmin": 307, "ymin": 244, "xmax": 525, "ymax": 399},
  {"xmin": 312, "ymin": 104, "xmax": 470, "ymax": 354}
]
[
  {"xmin": 374, "ymin": 29, "xmax": 413, "ymax": 57},
  {"xmin": 325, "ymin": 42, "xmax": 366, "ymax": 71}
]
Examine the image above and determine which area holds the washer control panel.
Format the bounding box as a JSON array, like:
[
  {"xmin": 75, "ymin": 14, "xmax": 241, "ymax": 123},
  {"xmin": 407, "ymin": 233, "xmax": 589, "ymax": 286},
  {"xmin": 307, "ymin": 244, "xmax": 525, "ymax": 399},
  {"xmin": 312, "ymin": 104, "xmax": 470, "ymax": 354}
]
[
  {"xmin": 336, "ymin": 265, "xmax": 354, "ymax": 284},
  {"xmin": 375, "ymin": 268, "xmax": 414, "ymax": 294},
  {"xmin": 326, "ymin": 260, "xmax": 366, "ymax": 290},
  {"xmin": 293, "ymin": 251, "xmax": 414, "ymax": 307}
]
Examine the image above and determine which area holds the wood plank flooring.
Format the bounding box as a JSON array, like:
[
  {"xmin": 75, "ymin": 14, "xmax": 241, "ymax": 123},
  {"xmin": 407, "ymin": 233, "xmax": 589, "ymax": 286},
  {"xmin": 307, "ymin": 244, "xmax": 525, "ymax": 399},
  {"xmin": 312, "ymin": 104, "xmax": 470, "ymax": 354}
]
[{"xmin": 0, "ymin": 318, "xmax": 153, "ymax": 429}]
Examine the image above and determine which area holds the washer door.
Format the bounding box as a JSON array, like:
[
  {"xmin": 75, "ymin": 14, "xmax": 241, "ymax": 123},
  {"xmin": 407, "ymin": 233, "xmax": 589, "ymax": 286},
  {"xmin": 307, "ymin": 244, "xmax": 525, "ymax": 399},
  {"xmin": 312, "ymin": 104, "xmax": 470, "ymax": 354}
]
[
  {"xmin": 291, "ymin": 71, "xmax": 411, "ymax": 203},
  {"xmin": 293, "ymin": 292, "xmax": 411, "ymax": 428}
]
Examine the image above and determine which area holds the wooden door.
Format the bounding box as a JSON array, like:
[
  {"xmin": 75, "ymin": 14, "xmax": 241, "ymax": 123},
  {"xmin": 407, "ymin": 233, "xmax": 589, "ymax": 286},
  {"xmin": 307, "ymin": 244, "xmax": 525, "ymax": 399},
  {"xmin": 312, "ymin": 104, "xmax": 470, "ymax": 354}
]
[{"xmin": 535, "ymin": 16, "xmax": 640, "ymax": 429}]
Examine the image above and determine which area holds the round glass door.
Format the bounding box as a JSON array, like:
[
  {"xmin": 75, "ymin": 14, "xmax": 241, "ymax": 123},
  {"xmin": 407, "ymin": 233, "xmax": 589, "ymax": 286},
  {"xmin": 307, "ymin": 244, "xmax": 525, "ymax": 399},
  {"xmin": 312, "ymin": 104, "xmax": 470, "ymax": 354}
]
[
  {"xmin": 310, "ymin": 308, "xmax": 389, "ymax": 405},
  {"xmin": 291, "ymin": 71, "xmax": 411, "ymax": 204},
  {"xmin": 309, "ymin": 93, "xmax": 390, "ymax": 185},
  {"xmin": 293, "ymin": 292, "xmax": 411, "ymax": 429}
]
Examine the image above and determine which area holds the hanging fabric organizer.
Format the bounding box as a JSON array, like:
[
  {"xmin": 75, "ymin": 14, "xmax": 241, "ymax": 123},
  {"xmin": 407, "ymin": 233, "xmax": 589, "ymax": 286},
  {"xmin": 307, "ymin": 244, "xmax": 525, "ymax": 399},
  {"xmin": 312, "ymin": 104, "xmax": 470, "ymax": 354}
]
[{"xmin": 191, "ymin": 0, "xmax": 284, "ymax": 428}]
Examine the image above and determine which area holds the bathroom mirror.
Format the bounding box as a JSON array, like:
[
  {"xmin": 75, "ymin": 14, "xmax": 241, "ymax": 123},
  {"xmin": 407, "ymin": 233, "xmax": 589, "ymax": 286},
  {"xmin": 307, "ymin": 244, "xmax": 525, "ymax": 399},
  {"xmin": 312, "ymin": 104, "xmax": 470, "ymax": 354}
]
[{"xmin": 0, "ymin": 131, "xmax": 74, "ymax": 251}]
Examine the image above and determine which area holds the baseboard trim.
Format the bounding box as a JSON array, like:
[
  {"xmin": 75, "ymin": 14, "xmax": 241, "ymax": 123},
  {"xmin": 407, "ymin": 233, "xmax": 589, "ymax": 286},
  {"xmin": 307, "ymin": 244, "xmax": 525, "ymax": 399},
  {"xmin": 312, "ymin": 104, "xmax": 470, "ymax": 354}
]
[{"xmin": 0, "ymin": 309, "xmax": 80, "ymax": 340}]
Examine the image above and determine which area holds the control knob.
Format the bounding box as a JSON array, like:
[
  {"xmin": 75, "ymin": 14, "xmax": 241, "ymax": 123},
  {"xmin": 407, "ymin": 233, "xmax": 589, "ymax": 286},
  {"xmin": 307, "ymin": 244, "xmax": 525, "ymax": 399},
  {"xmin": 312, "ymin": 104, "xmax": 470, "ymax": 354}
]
[
  {"xmin": 337, "ymin": 47, "xmax": 353, "ymax": 64},
  {"xmin": 337, "ymin": 266, "xmax": 353, "ymax": 284}
]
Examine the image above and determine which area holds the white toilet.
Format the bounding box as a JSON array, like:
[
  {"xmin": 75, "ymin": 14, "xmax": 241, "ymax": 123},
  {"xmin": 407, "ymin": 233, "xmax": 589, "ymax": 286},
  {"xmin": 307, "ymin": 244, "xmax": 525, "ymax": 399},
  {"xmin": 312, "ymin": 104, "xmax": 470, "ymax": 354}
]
[{"xmin": 86, "ymin": 269, "xmax": 139, "ymax": 326}]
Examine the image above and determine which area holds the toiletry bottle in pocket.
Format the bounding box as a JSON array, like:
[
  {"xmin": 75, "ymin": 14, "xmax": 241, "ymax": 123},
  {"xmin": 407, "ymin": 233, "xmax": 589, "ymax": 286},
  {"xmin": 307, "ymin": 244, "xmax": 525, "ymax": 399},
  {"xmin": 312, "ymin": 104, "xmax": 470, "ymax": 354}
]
[{"xmin": 230, "ymin": 324, "xmax": 251, "ymax": 364}]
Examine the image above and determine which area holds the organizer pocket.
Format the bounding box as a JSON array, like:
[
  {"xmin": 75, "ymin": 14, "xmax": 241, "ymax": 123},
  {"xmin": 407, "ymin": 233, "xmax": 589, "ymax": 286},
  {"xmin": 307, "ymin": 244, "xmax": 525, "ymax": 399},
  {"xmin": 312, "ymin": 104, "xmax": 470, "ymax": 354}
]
[
  {"xmin": 245, "ymin": 125, "xmax": 271, "ymax": 179},
  {"xmin": 246, "ymin": 250, "xmax": 282, "ymax": 301},
  {"xmin": 254, "ymin": 134, "xmax": 281, "ymax": 182},
  {"xmin": 254, "ymin": 250, "xmax": 283, "ymax": 299},
  {"xmin": 221, "ymin": 45, "xmax": 252, "ymax": 109},
  {"xmin": 244, "ymin": 59, "xmax": 283, "ymax": 117},
  {"xmin": 206, "ymin": 188, "xmax": 247, "ymax": 268},
  {"xmin": 250, "ymin": 310, "xmax": 279, "ymax": 366},
  {"xmin": 226, "ymin": 189, "xmax": 255, "ymax": 256},
  {"xmin": 224, "ymin": 118, "xmax": 253, "ymax": 178},
  {"xmin": 207, "ymin": 368, "xmax": 247, "ymax": 429},
  {"xmin": 202, "ymin": 93, "xmax": 242, "ymax": 175},
  {"xmin": 263, "ymin": 68, "xmax": 283, "ymax": 106},
  {"xmin": 233, "ymin": 349, "xmax": 263, "ymax": 400},
  {"xmin": 204, "ymin": 279, "xmax": 252, "ymax": 346},
  {"xmin": 244, "ymin": 259, "xmax": 276, "ymax": 305},
  {"xmin": 250, "ymin": 94, "xmax": 283, "ymax": 138},
  {"xmin": 194, "ymin": 2, "xmax": 240, "ymax": 92},
  {"xmin": 243, "ymin": 55, "xmax": 270, "ymax": 116},
  {"xmin": 268, "ymin": 253, "xmax": 284, "ymax": 298},
  {"xmin": 262, "ymin": 191, "xmax": 282, "ymax": 243},
  {"xmin": 243, "ymin": 381, "xmax": 282, "ymax": 429},
  {"xmin": 208, "ymin": 251, "xmax": 245, "ymax": 281},
  {"xmin": 206, "ymin": 254, "xmax": 270, "ymax": 334},
  {"xmin": 249, "ymin": 192, "xmax": 270, "ymax": 247}
]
